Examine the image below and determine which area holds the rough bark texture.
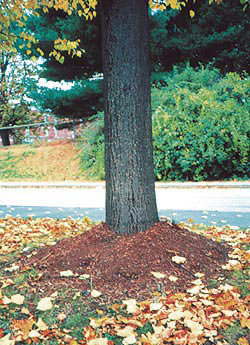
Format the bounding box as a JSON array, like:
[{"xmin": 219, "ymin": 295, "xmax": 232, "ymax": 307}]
[
  {"xmin": 0, "ymin": 129, "xmax": 10, "ymax": 146},
  {"xmin": 100, "ymin": 0, "xmax": 158, "ymax": 234}
]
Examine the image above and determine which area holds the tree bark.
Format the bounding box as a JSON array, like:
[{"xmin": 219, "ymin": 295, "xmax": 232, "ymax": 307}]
[
  {"xmin": 0, "ymin": 129, "xmax": 10, "ymax": 146},
  {"xmin": 100, "ymin": 0, "xmax": 158, "ymax": 234}
]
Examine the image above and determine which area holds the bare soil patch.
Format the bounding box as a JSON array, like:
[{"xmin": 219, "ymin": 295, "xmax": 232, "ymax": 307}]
[{"xmin": 24, "ymin": 221, "xmax": 230, "ymax": 304}]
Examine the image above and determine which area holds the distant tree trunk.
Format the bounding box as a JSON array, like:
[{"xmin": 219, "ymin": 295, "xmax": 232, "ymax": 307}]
[
  {"xmin": 100, "ymin": 0, "xmax": 158, "ymax": 234},
  {"xmin": 0, "ymin": 129, "xmax": 10, "ymax": 146}
]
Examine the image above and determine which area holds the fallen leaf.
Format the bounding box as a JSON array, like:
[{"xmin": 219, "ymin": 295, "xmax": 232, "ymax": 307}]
[
  {"xmin": 57, "ymin": 313, "xmax": 67, "ymax": 322},
  {"xmin": 88, "ymin": 339, "xmax": 108, "ymax": 345},
  {"xmin": 91, "ymin": 289, "xmax": 102, "ymax": 298},
  {"xmin": 240, "ymin": 316, "xmax": 250, "ymax": 329},
  {"xmin": 60, "ymin": 270, "xmax": 74, "ymax": 277},
  {"xmin": 150, "ymin": 302, "xmax": 163, "ymax": 311},
  {"xmin": 184, "ymin": 319, "xmax": 203, "ymax": 335},
  {"xmin": 11, "ymin": 294, "xmax": 24, "ymax": 305},
  {"xmin": 2, "ymin": 296, "xmax": 11, "ymax": 304},
  {"xmin": 79, "ymin": 274, "xmax": 90, "ymax": 279},
  {"xmin": 13, "ymin": 319, "xmax": 35, "ymax": 338},
  {"xmin": 28, "ymin": 330, "xmax": 41, "ymax": 338},
  {"xmin": 36, "ymin": 318, "xmax": 48, "ymax": 331},
  {"xmin": 0, "ymin": 333, "xmax": 15, "ymax": 345},
  {"xmin": 187, "ymin": 285, "xmax": 202, "ymax": 295},
  {"xmin": 222, "ymin": 310, "xmax": 236, "ymax": 317},
  {"xmin": 169, "ymin": 275, "xmax": 178, "ymax": 282},
  {"xmin": 194, "ymin": 272, "xmax": 205, "ymax": 278},
  {"xmin": 237, "ymin": 337, "xmax": 249, "ymax": 345},
  {"xmin": 4, "ymin": 265, "xmax": 19, "ymax": 273},
  {"xmin": 20, "ymin": 307, "xmax": 30, "ymax": 315},
  {"xmin": 1, "ymin": 279, "xmax": 14, "ymax": 288},
  {"xmin": 123, "ymin": 335, "xmax": 137, "ymax": 345},
  {"xmin": 171, "ymin": 256, "xmax": 186, "ymax": 264},
  {"xmin": 123, "ymin": 299, "xmax": 138, "ymax": 314},
  {"xmin": 168, "ymin": 310, "xmax": 184, "ymax": 320},
  {"xmin": 37, "ymin": 297, "xmax": 53, "ymax": 311},
  {"xmin": 191, "ymin": 279, "xmax": 203, "ymax": 286},
  {"xmin": 117, "ymin": 326, "xmax": 136, "ymax": 337},
  {"xmin": 151, "ymin": 271, "xmax": 166, "ymax": 279}
]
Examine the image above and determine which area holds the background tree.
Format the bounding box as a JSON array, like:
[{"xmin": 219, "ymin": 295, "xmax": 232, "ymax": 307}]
[
  {"xmin": 150, "ymin": 0, "xmax": 250, "ymax": 74},
  {"xmin": 26, "ymin": 0, "xmax": 249, "ymax": 121},
  {"xmin": 24, "ymin": 8, "xmax": 103, "ymax": 121},
  {"xmin": 0, "ymin": 52, "xmax": 40, "ymax": 146}
]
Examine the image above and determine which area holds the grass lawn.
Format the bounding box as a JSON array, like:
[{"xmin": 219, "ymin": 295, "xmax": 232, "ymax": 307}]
[
  {"xmin": 0, "ymin": 217, "xmax": 249, "ymax": 345},
  {"xmin": 0, "ymin": 141, "xmax": 88, "ymax": 182}
]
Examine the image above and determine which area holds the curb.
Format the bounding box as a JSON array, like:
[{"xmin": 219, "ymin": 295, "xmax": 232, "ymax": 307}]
[{"xmin": 0, "ymin": 181, "xmax": 249, "ymax": 189}]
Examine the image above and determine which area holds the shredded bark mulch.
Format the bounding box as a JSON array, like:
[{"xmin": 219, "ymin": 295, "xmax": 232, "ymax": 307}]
[{"xmin": 23, "ymin": 221, "xmax": 230, "ymax": 303}]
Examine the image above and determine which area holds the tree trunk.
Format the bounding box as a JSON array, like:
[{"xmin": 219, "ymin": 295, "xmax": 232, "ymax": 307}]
[
  {"xmin": 0, "ymin": 129, "xmax": 10, "ymax": 146},
  {"xmin": 100, "ymin": 0, "xmax": 158, "ymax": 234}
]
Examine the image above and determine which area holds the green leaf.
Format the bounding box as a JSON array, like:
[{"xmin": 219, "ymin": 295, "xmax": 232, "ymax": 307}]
[{"xmin": 59, "ymin": 56, "xmax": 65, "ymax": 64}]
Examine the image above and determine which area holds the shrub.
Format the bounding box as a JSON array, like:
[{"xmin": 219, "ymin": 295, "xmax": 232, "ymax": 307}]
[
  {"xmin": 153, "ymin": 66, "xmax": 250, "ymax": 181},
  {"xmin": 78, "ymin": 66, "xmax": 250, "ymax": 181}
]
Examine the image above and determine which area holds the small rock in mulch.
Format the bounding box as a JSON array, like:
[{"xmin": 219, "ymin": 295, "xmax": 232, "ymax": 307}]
[{"xmin": 23, "ymin": 221, "xmax": 230, "ymax": 303}]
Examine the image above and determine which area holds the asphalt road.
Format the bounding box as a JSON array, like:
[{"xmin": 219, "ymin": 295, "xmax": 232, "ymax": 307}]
[{"xmin": 0, "ymin": 186, "xmax": 249, "ymax": 228}]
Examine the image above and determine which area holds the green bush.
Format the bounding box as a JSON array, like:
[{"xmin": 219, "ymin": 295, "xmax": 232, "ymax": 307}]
[
  {"xmin": 152, "ymin": 66, "xmax": 250, "ymax": 181},
  {"xmin": 78, "ymin": 66, "xmax": 250, "ymax": 181}
]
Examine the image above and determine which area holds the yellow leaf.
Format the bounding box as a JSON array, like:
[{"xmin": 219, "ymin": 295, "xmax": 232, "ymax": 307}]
[
  {"xmin": 20, "ymin": 307, "xmax": 30, "ymax": 315},
  {"xmin": 60, "ymin": 270, "xmax": 74, "ymax": 277},
  {"xmin": 26, "ymin": 50, "xmax": 32, "ymax": 55},
  {"xmin": 122, "ymin": 299, "xmax": 138, "ymax": 314},
  {"xmin": 238, "ymin": 337, "xmax": 249, "ymax": 345},
  {"xmin": 190, "ymin": 10, "xmax": 195, "ymax": 17},
  {"xmin": 11, "ymin": 294, "xmax": 24, "ymax": 305},
  {"xmin": 0, "ymin": 333, "xmax": 15, "ymax": 345},
  {"xmin": 56, "ymin": 313, "xmax": 67, "ymax": 321},
  {"xmin": 88, "ymin": 339, "xmax": 108, "ymax": 345},
  {"xmin": 240, "ymin": 316, "xmax": 250, "ymax": 329},
  {"xmin": 151, "ymin": 271, "xmax": 166, "ymax": 279},
  {"xmin": 172, "ymin": 256, "xmax": 186, "ymax": 264},
  {"xmin": 37, "ymin": 48, "xmax": 44, "ymax": 56},
  {"xmin": 37, "ymin": 297, "xmax": 53, "ymax": 311},
  {"xmin": 117, "ymin": 326, "xmax": 136, "ymax": 338},
  {"xmin": 184, "ymin": 319, "xmax": 203, "ymax": 335},
  {"xmin": 187, "ymin": 285, "xmax": 202, "ymax": 294},
  {"xmin": 150, "ymin": 302, "xmax": 163, "ymax": 311},
  {"xmin": 191, "ymin": 279, "xmax": 204, "ymax": 286},
  {"xmin": 168, "ymin": 310, "xmax": 184, "ymax": 320},
  {"xmin": 36, "ymin": 318, "xmax": 48, "ymax": 331},
  {"xmin": 123, "ymin": 335, "xmax": 137, "ymax": 345},
  {"xmin": 91, "ymin": 289, "xmax": 102, "ymax": 298},
  {"xmin": 12, "ymin": 319, "xmax": 35, "ymax": 338},
  {"xmin": 28, "ymin": 330, "xmax": 41, "ymax": 338}
]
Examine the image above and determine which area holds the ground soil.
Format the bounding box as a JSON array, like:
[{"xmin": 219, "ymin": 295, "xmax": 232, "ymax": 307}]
[{"xmin": 23, "ymin": 221, "xmax": 230, "ymax": 305}]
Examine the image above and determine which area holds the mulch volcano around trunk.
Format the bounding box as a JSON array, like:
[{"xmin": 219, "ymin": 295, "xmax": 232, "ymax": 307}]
[{"xmin": 24, "ymin": 222, "xmax": 230, "ymax": 303}]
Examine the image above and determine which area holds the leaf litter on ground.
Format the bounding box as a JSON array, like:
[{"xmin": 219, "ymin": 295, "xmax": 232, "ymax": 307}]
[{"xmin": 0, "ymin": 216, "xmax": 249, "ymax": 345}]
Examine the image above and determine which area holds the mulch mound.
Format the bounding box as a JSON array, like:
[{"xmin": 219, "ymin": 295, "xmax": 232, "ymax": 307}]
[{"xmin": 23, "ymin": 222, "xmax": 230, "ymax": 303}]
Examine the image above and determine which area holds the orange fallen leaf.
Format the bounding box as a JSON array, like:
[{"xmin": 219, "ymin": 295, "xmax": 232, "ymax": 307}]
[
  {"xmin": 240, "ymin": 316, "xmax": 250, "ymax": 329},
  {"xmin": 12, "ymin": 319, "xmax": 35, "ymax": 339},
  {"xmin": 237, "ymin": 337, "xmax": 249, "ymax": 345}
]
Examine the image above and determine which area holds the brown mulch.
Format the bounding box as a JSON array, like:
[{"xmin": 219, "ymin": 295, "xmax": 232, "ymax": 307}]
[{"xmin": 23, "ymin": 222, "xmax": 230, "ymax": 304}]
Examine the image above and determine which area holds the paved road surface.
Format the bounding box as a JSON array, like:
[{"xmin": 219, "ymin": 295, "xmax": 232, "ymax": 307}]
[{"xmin": 0, "ymin": 186, "xmax": 249, "ymax": 228}]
